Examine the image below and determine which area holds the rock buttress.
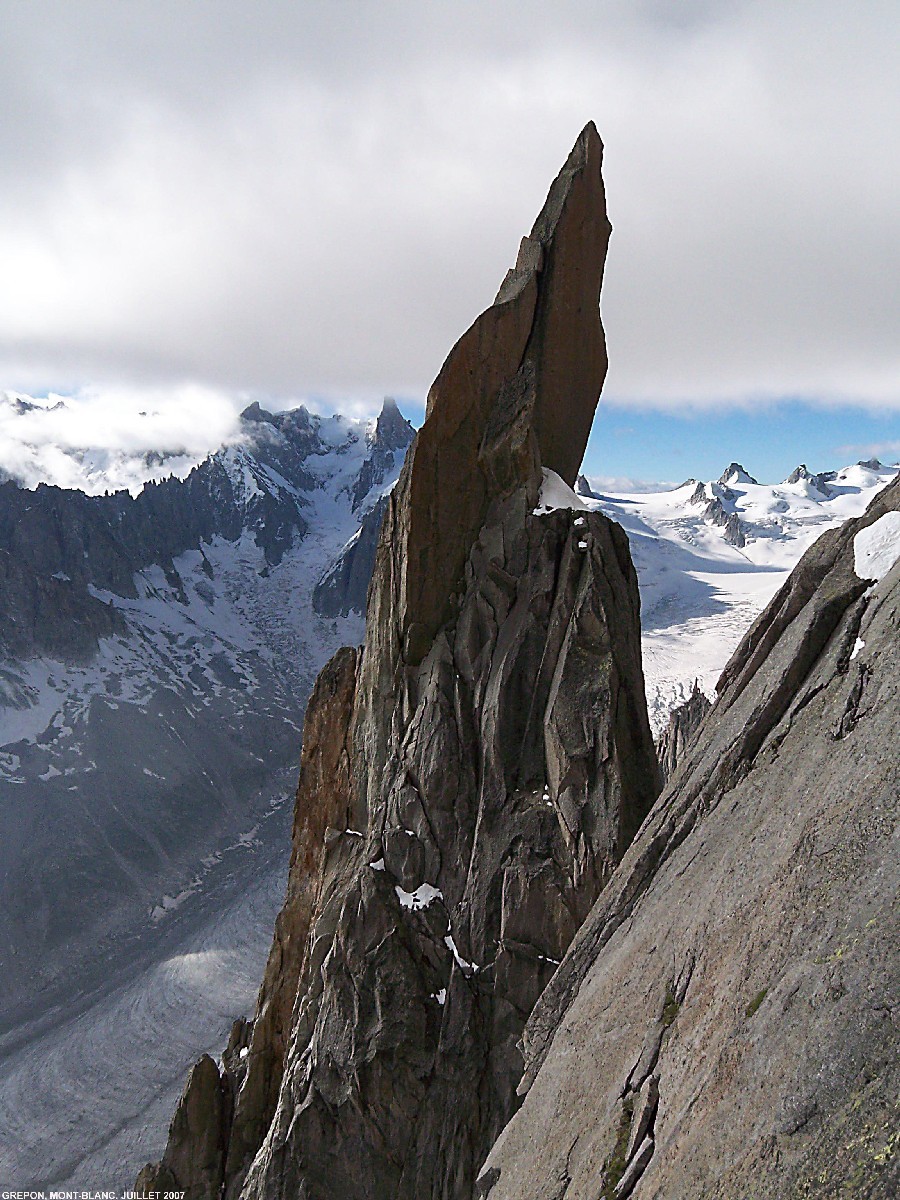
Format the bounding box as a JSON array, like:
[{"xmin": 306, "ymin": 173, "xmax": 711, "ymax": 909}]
[
  {"xmin": 140, "ymin": 122, "xmax": 658, "ymax": 1200},
  {"xmin": 136, "ymin": 646, "xmax": 360, "ymax": 1195},
  {"xmin": 222, "ymin": 646, "xmax": 360, "ymax": 1184},
  {"xmin": 481, "ymin": 477, "xmax": 900, "ymax": 1200}
]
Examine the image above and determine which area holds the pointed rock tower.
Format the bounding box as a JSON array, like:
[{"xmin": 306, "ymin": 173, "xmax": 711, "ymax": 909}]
[{"xmin": 139, "ymin": 122, "xmax": 659, "ymax": 1200}]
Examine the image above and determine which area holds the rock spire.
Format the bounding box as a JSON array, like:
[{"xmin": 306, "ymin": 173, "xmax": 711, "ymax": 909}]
[{"xmin": 138, "ymin": 122, "xmax": 658, "ymax": 1200}]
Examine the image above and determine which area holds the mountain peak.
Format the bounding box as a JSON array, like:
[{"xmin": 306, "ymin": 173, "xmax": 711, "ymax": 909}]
[
  {"xmin": 785, "ymin": 463, "xmax": 812, "ymax": 483},
  {"xmin": 371, "ymin": 397, "xmax": 414, "ymax": 452},
  {"xmin": 784, "ymin": 463, "xmax": 837, "ymax": 496},
  {"xmin": 137, "ymin": 124, "xmax": 661, "ymax": 1200},
  {"xmin": 717, "ymin": 462, "xmax": 757, "ymax": 486},
  {"xmin": 239, "ymin": 400, "xmax": 278, "ymax": 426},
  {"xmin": 402, "ymin": 120, "xmax": 610, "ymax": 659}
]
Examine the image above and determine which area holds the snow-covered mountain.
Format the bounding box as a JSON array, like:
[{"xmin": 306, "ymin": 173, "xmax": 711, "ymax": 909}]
[
  {"xmin": 581, "ymin": 458, "xmax": 899, "ymax": 731},
  {"xmin": 0, "ymin": 398, "xmax": 413, "ymax": 1187}
]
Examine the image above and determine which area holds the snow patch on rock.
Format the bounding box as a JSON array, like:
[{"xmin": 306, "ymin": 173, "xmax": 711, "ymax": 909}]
[
  {"xmin": 395, "ymin": 882, "xmax": 443, "ymax": 910},
  {"xmin": 853, "ymin": 512, "xmax": 900, "ymax": 581},
  {"xmin": 534, "ymin": 468, "xmax": 591, "ymax": 515}
]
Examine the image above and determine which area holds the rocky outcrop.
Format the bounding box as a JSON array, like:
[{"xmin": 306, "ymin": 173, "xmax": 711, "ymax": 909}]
[
  {"xmin": 313, "ymin": 400, "xmax": 414, "ymax": 618},
  {"xmin": 391, "ymin": 122, "xmax": 610, "ymax": 664},
  {"xmin": 700, "ymin": 493, "xmax": 747, "ymax": 547},
  {"xmin": 140, "ymin": 122, "xmax": 659, "ymax": 1200},
  {"xmin": 350, "ymin": 398, "xmax": 415, "ymax": 511},
  {"xmin": 786, "ymin": 464, "xmax": 835, "ymax": 496},
  {"xmin": 137, "ymin": 1055, "xmax": 231, "ymax": 1200},
  {"xmin": 655, "ymin": 681, "xmax": 711, "ymax": 783},
  {"xmin": 722, "ymin": 509, "xmax": 745, "ymax": 547},
  {"xmin": 480, "ymin": 475, "xmax": 900, "ymax": 1199},
  {"xmin": 222, "ymin": 645, "xmax": 360, "ymax": 1185},
  {"xmin": 718, "ymin": 462, "xmax": 758, "ymax": 486}
]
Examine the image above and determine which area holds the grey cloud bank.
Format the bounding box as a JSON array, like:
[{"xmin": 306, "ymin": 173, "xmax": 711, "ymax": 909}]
[{"xmin": 0, "ymin": 0, "xmax": 897, "ymax": 411}]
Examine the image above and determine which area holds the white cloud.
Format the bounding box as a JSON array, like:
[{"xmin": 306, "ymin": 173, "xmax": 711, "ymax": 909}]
[
  {"xmin": 586, "ymin": 474, "xmax": 679, "ymax": 494},
  {"xmin": 0, "ymin": 385, "xmax": 242, "ymax": 493},
  {"xmin": 0, "ymin": 1, "xmax": 897, "ymax": 412},
  {"xmin": 834, "ymin": 439, "xmax": 900, "ymax": 464}
]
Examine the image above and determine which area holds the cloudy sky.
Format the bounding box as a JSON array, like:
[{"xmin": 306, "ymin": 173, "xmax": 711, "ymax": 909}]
[{"xmin": 1, "ymin": 0, "xmax": 898, "ymax": 483}]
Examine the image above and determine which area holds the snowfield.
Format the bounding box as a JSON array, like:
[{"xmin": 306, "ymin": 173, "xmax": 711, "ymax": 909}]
[
  {"xmin": 583, "ymin": 460, "xmax": 899, "ymax": 731},
  {"xmin": 853, "ymin": 510, "xmax": 900, "ymax": 581}
]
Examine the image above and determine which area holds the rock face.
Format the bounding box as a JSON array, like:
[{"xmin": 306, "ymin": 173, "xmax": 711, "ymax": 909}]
[
  {"xmin": 655, "ymin": 681, "xmax": 711, "ymax": 783},
  {"xmin": 137, "ymin": 1055, "xmax": 231, "ymax": 1200},
  {"xmin": 394, "ymin": 121, "xmax": 610, "ymax": 664},
  {"xmin": 687, "ymin": 481, "xmax": 747, "ymax": 547},
  {"xmin": 141, "ymin": 122, "xmax": 659, "ymax": 1200},
  {"xmin": 139, "ymin": 649, "xmax": 361, "ymax": 1196},
  {"xmin": 480, "ymin": 475, "xmax": 900, "ymax": 1199},
  {"xmin": 702, "ymin": 495, "xmax": 746, "ymax": 547}
]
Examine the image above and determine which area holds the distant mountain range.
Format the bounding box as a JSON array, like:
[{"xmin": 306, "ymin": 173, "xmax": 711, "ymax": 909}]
[
  {"xmin": 0, "ymin": 399, "xmax": 413, "ymax": 1187},
  {"xmin": 579, "ymin": 458, "xmax": 898, "ymax": 729}
]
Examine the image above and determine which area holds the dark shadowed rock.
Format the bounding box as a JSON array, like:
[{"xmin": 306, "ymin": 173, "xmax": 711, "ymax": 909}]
[
  {"xmin": 222, "ymin": 645, "xmax": 360, "ymax": 1186},
  {"xmin": 786, "ymin": 463, "xmax": 812, "ymax": 484},
  {"xmin": 312, "ymin": 494, "xmax": 392, "ymax": 618},
  {"xmin": 481, "ymin": 476, "xmax": 900, "ymax": 1200},
  {"xmin": 723, "ymin": 508, "xmax": 746, "ymax": 547},
  {"xmin": 655, "ymin": 681, "xmax": 711, "ymax": 783},
  {"xmin": 141, "ymin": 122, "xmax": 659, "ymax": 1200},
  {"xmin": 371, "ymin": 395, "xmax": 414, "ymax": 452},
  {"xmin": 701, "ymin": 493, "xmax": 747, "ymax": 547},
  {"xmin": 786, "ymin": 464, "xmax": 835, "ymax": 496},
  {"xmin": 137, "ymin": 1054, "xmax": 229, "ymax": 1200}
]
